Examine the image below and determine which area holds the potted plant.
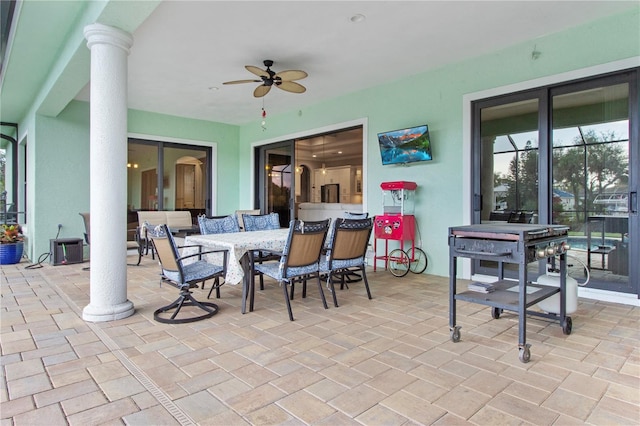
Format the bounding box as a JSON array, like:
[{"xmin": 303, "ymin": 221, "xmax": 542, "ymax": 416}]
[{"xmin": 0, "ymin": 224, "xmax": 24, "ymax": 264}]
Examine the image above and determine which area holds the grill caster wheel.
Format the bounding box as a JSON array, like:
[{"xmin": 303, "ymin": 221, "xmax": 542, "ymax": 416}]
[
  {"xmin": 450, "ymin": 326, "xmax": 461, "ymax": 342},
  {"xmin": 519, "ymin": 344, "xmax": 531, "ymax": 363},
  {"xmin": 562, "ymin": 316, "xmax": 572, "ymax": 335},
  {"xmin": 491, "ymin": 307, "xmax": 502, "ymax": 319}
]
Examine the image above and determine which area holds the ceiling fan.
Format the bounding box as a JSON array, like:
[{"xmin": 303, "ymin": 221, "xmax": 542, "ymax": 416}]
[{"xmin": 223, "ymin": 60, "xmax": 308, "ymax": 98}]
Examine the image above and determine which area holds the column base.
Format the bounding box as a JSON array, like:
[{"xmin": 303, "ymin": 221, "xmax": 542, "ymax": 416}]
[{"xmin": 82, "ymin": 300, "xmax": 135, "ymax": 322}]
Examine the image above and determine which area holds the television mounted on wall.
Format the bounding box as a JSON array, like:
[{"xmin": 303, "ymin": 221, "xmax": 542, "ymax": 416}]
[{"xmin": 377, "ymin": 124, "xmax": 432, "ymax": 165}]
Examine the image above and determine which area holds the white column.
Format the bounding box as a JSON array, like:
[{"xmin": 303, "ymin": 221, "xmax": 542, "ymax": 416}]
[{"xmin": 82, "ymin": 23, "xmax": 134, "ymax": 322}]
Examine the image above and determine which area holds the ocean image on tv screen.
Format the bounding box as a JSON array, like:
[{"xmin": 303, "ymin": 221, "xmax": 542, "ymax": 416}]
[{"xmin": 378, "ymin": 124, "xmax": 432, "ymax": 165}]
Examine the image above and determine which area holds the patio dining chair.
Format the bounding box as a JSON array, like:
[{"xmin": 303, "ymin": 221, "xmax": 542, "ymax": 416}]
[
  {"xmin": 254, "ymin": 219, "xmax": 330, "ymax": 321},
  {"xmin": 146, "ymin": 224, "xmax": 228, "ymax": 323},
  {"xmin": 79, "ymin": 212, "xmax": 143, "ymax": 268},
  {"xmin": 197, "ymin": 214, "xmax": 240, "ymax": 234},
  {"xmin": 319, "ymin": 217, "xmax": 373, "ymax": 307},
  {"xmin": 242, "ymin": 212, "xmax": 281, "ymax": 290}
]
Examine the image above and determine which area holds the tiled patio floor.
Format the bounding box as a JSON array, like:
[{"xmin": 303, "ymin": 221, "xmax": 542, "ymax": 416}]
[{"xmin": 1, "ymin": 254, "xmax": 639, "ymax": 425}]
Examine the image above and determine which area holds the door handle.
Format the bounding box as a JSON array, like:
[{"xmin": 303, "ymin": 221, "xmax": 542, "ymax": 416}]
[{"xmin": 630, "ymin": 191, "xmax": 637, "ymax": 214}]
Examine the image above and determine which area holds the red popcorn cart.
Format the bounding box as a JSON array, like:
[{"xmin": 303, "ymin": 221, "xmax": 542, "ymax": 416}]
[{"xmin": 373, "ymin": 181, "xmax": 428, "ymax": 277}]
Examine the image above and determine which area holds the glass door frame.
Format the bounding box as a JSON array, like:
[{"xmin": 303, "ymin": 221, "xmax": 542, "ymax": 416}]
[
  {"xmin": 255, "ymin": 140, "xmax": 295, "ymax": 225},
  {"xmin": 471, "ymin": 68, "xmax": 638, "ymax": 296}
]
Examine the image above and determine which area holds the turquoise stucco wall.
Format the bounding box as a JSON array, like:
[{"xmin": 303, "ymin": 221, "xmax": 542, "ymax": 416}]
[
  {"xmin": 237, "ymin": 8, "xmax": 640, "ymax": 277},
  {"xmin": 26, "ymin": 102, "xmax": 240, "ymax": 261}
]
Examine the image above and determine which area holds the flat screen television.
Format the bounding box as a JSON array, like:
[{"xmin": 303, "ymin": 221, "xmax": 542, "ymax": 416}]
[{"xmin": 377, "ymin": 124, "xmax": 432, "ymax": 165}]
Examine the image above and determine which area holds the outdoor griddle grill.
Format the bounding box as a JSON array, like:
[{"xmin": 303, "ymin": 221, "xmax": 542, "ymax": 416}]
[{"xmin": 448, "ymin": 223, "xmax": 571, "ymax": 363}]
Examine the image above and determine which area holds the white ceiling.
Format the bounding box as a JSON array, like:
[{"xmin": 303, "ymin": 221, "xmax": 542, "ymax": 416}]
[{"xmin": 73, "ymin": 1, "xmax": 637, "ymax": 126}]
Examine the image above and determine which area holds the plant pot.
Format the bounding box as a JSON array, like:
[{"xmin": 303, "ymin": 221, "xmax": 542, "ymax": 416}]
[{"xmin": 0, "ymin": 241, "xmax": 24, "ymax": 264}]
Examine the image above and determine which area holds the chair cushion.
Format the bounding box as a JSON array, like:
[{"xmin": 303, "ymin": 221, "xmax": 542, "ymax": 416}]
[
  {"xmin": 319, "ymin": 256, "xmax": 364, "ymax": 272},
  {"xmin": 198, "ymin": 215, "xmax": 240, "ymax": 234},
  {"xmin": 255, "ymin": 261, "xmax": 319, "ymax": 281},
  {"xmin": 163, "ymin": 260, "xmax": 224, "ymax": 284},
  {"xmin": 243, "ymin": 213, "xmax": 280, "ymax": 231}
]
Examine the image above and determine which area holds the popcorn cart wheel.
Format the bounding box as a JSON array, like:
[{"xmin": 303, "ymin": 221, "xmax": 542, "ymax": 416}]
[{"xmin": 386, "ymin": 247, "xmax": 428, "ymax": 277}]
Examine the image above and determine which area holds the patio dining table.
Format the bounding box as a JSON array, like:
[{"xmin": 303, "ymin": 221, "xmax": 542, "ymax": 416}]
[{"xmin": 183, "ymin": 228, "xmax": 289, "ymax": 313}]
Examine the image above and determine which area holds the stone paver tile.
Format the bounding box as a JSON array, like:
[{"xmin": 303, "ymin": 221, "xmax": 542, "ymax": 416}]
[
  {"xmin": 200, "ymin": 409, "xmax": 250, "ymax": 426},
  {"xmin": 469, "ymin": 405, "xmax": 524, "ymax": 426},
  {"xmin": 51, "ymin": 312, "xmax": 86, "ymax": 330},
  {"xmin": 73, "ymin": 340, "xmax": 110, "ymax": 358},
  {"xmin": 12, "ymin": 401, "xmax": 66, "ymax": 426},
  {"xmin": 356, "ymin": 404, "xmax": 409, "ymax": 425},
  {"xmin": 330, "ymin": 346, "xmax": 376, "ymax": 367},
  {"xmin": 559, "ymin": 371, "xmax": 609, "ymax": 400},
  {"xmin": 277, "ymin": 389, "xmax": 336, "ymax": 423},
  {"xmin": 320, "ymin": 363, "xmax": 369, "ymax": 388},
  {"xmin": 230, "ymin": 362, "xmax": 280, "ymax": 387},
  {"xmin": 290, "ymin": 350, "xmax": 335, "ymax": 372},
  {"xmin": 67, "ymin": 398, "xmax": 139, "ymax": 426},
  {"xmin": 433, "ymin": 385, "xmax": 491, "ymax": 420},
  {"xmin": 177, "ymin": 369, "xmax": 233, "ymax": 394},
  {"xmin": 66, "ymin": 330, "xmax": 100, "ymax": 346},
  {"xmin": 34, "ymin": 378, "xmax": 99, "ymax": 407},
  {"xmin": 365, "ymin": 367, "xmax": 417, "ymax": 396},
  {"xmin": 173, "ymin": 390, "xmax": 226, "ymax": 423},
  {"xmin": 225, "ymin": 383, "xmax": 286, "ymax": 415},
  {"xmin": 402, "ymin": 377, "xmax": 448, "ymax": 403},
  {"xmin": 130, "ymin": 391, "xmax": 159, "ymax": 410},
  {"xmin": 0, "ymin": 396, "xmax": 35, "ymax": 419},
  {"xmin": 0, "ymin": 338, "xmax": 37, "ymax": 355},
  {"xmin": 122, "ymin": 404, "xmax": 180, "ymax": 425},
  {"xmin": 45, "ymin": 356, "xmax": 101, "ymax": 376},
  {"xmin": 244, "ymin": 403, "xmax": 296, "ymax": 425},
  {"xmin": 208, "ymin": 377, "xmax": 252, "ymax": 403},
  {"xmin": 0, "ymin": 330, "xmax": 32, "ymax": 344},
  {"xmin": 305, "ymin": 378, "xmax": 349, "ymax": 402},
  {"xmin": 210, "ymin": 351, "xmax": 253, "ymax": 372},
  {"xmin": 587, "ymin": 406, "xmax": 640, "ymax": 425},
  {"xmin": 270, "ymin": 367, "xmax": 323, "ymax": 394},
  {"xmin": 100, "ymin": 375, "xmax": 146, "ymax": 401},
  {"xmin": 380, "ymin": 390, "xmax": 447, "ymax": 424},
  {"xmin": 488, "ymin": 392, "xmax": 559, "ymax": 425},
  {"xmin": 409, "ymin": 364, "xmax": 465, "ymax": 389},
  {"xmin": 328, "ymin": 383, "xmax": 386, "ymax": 417},
  {"xmin": 7, "ymin": 373, "xmax": 52, "ymax": 399},
  {"xmin": 144, "ymin": 363, "xmax": 190, "ymax": 387},
  {"xmin": 461, "ymin": 370, "xmax": 511, "ymax": 397},
  {"xmin": 4, "ymin": 358, "xmax": 44, "ymax": 381},
  {"xmin": 595, "ymin": 395, "xmax": 640, "ymax": 422},
  {"xmin": 504, "ymin": 382, "xmax": 551, "ymax": 405},
  {"xmin": 49, "ymin": 368, "xmax": 92, "ymax": 388},
  {"xmin": 87, "ymin": 360, "xmax": 130, "ymax": 383},
  {"xmin": 42, "ymin": 351, "xmax": 78, "ymax": 367},
  {"xmin": 60, "ymin": 390, "xmax": 108, "ymax": 416},
  {"xmin": 606, "ymin": 382, "xmax": 640, "ymax": 406}
]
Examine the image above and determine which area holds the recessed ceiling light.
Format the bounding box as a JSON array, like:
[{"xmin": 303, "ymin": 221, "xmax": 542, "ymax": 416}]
[
  {"xmin": 312, "ymin": 154, "xmax": 317, "ymax": 158},
  {"xmin": 338, "ymin": 151, "xmax": 343, "ymax": 154},
  {"xmin": 350, "ymin": 14, "xmax": 365, "ymax": 23},
  {"xmin": 208, "ymin": 86, "xmax": 219, "ymax": 91}
]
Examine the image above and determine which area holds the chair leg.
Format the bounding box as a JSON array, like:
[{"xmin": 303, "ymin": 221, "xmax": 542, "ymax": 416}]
[
  {"xmin": 361, "ymin": 266, "xmax": 372, "ymax": 300},
  {"xmin": 282, "ymin": 282, "xmax": 295, "ymax": 321},
  {"xmin": 328, "ymin": 274, "xmax": 339, "ymax": 307},
  {"xmin": 259, "ymin": 273, "xmax": 265, "ymax": 291},
  {"xmin": 316, "ymin": 275, "xmax": 328, "ymax": 309}
]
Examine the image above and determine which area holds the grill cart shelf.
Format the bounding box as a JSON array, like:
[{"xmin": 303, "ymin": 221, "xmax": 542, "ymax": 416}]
[{"xmin": 448, "ymin": 223, "xmax": 572, "ymax": 363}]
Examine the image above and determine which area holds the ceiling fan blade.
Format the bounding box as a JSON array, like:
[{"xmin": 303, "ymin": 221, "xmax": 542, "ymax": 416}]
[
  {"xmin": 275, "ymin": 70, "xmax": 308, "ymax": 81},
  {"xmin": 276, "ymin": 81, "xmax": 306, "ymax": 94},
  {"xmin": 223, "ymin": 79, "xmax": 262, "ymax": 85},
  {"xmin": 246, "ymin": 65, "xmax": 269, "ymax": 78},
  {"xmin": 254, "ymin": 85, "xmax": 271, "ymax": 98}
]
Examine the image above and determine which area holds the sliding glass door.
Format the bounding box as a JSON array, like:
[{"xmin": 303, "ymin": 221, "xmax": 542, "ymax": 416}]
[
  {"xmin": 473, "ymin": 69, "xmax": 638, "ymax": 296},
  {"xmin": 127, "ymin": 138, "xmax": 211, "ymax": 220},
  {"xmin": 256, "ymin": 141, "xmax": 294, "ymax": 227}
]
